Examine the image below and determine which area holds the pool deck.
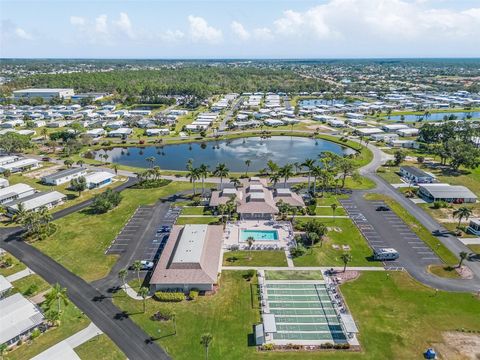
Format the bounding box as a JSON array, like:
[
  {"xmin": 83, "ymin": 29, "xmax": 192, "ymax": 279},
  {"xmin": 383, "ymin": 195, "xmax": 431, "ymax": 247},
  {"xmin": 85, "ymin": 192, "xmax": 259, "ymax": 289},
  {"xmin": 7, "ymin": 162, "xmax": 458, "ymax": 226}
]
[{"xmin": 223, "ymin": 220, "xmax": 294, "ymax": 250}]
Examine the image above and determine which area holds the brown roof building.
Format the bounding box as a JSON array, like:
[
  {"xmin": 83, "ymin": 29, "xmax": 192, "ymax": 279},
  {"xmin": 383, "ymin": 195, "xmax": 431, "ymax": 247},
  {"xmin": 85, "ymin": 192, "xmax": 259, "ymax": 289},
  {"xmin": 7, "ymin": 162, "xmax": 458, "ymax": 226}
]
[{"xmin": 149, "ymin": 224, "xmax": 224, "ymax": 292}]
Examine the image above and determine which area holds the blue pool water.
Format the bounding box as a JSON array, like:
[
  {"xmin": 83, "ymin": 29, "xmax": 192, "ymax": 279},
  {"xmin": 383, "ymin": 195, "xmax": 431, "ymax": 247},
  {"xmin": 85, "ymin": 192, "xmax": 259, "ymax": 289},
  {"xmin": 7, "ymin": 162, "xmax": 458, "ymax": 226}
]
[{"xmin": 240, "ymin": 229, "xmax": 279, "ymax": 242}]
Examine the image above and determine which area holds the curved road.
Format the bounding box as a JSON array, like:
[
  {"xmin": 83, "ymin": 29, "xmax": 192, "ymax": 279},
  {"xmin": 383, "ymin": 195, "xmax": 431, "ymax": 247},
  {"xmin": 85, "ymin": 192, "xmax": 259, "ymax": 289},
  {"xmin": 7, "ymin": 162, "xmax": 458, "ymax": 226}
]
[{"xmin": 359, "ymin": 141, "xmax": 480, "ymax": 292}]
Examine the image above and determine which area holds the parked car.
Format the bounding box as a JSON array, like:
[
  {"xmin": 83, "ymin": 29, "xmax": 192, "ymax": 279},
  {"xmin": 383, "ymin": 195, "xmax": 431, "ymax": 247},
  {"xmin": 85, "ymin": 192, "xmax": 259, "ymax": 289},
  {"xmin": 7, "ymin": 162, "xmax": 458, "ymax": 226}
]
[
  {"xmin": 376, "ymin": 205, "xmax": 390, "ymax": 211},
  {"xmin": 129, "ymin": 260, "xmax": 154, "ymax": 271},
  {"xmin": 373, "ymin": 248, "xmax": 399, "ymax": 261},
  {"xmin": 158, "ymin": 225, "xmax": 171, "ymax": 233}
]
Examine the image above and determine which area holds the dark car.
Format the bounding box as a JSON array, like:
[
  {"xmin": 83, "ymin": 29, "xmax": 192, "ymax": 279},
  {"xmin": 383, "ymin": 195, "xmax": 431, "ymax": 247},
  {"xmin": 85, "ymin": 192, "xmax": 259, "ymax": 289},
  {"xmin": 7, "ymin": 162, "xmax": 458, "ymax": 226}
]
[
  {"xmin": 376, "ymin": 206, "xmax": 390, "ymax": 211},
  {"xmin": 157, "ymin": 225, "xmax": 171, "ymax": 233}
]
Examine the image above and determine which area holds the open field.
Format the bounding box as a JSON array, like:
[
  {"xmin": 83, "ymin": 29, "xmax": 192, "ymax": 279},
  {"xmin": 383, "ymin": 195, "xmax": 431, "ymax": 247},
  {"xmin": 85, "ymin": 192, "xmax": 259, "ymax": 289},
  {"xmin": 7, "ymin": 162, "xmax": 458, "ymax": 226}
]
[
  {"xmin": 292, "ymin": 218, "xmax": 380, "ymax": 267},
  {"xmin": 176, "ymin": 216, "xmax": 220, "ymax": 225},
  {"xmin": 223, "ymin": 250, "xmax": 288, "ymax": 267},
  {"xmin": 34, "ymin": 181, "xmax": 195, "ymax": 282},
  {"xmin": 112, "ymin": 270, "xmax": 480, "ymax": 360},
  {"xmin": 11, "ymin": 274, "xmax": 51, "ymax": 297},
  {"xmin": 364, "ymin": 193, "xmax": 458, "ymax": 264},
  {"xmin": 74, "ymin": 334, "xmax": 126, "ymax": 360},
  {"xmin": 428, "ymin": 265, "xmax": 462, "ymax": 279}
]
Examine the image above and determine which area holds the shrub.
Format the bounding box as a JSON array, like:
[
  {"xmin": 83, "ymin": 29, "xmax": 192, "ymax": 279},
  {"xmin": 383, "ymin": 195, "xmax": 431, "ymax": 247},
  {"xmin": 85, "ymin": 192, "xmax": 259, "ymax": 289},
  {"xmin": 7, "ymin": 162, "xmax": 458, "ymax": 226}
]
[
  {"xmin": 91, "ymin": 189, "xmax": 122, "ymax": 214},
  {"xmin": 432, "ymin": 200, "xmax": 449, "ymax": 209},
  {"xmin": 189, "ymin": 290, "xmax": 199, "ymax": 300},
  {"xmin": 133, "ymin": 179, "xmax": 171, "ymax": 189},
  {"xmin": 154, "ymin": 291, "xmax": 185, "ymax": 302},
  {"xmin": 30, "ymin": 329, "xmax": 41, "ymax": 340},
  {"xmin": 261, "ymin": 343, "xmax": 274, "ymax": 351},
  {"xmin": 320, "ymin": 342, "xmax": 334, "ymax": 349},
  {"xmin": 243, "ymin": 270, "xmax": 255, "ymax": 281},
  {"xmin": 23, "ymin": 284, "xmax": 39, "ymax": 297},
  {"xmin": 151, "ymin": 309, "xmax": 174, "ymax": 321},
  {"xmin": 290, "ymin": 244, "xmax": 306, "ymax": 258},
  {"xmin": 306, "ymin": 204, "xmax": 316, "ymax": 216}
]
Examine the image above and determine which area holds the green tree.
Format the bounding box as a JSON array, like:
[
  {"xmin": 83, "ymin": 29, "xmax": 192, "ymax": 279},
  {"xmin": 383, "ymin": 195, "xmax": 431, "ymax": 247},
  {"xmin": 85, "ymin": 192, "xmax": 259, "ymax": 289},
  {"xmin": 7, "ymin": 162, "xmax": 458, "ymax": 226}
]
[
  {"xmin": 278, "ymin": 163, "xmax": 294, "ymax": 188},
  {"xmin": 138, "ymin": 287, "xmax": 149, "ymax": 313},
  {"xmin": 213, "ymin": 163, "xmax": 229, "ymax": 190},
  {"xmin": 64, "ymin": 159, "xmax": 74, "ymax": 168},
  {"xmin": 393, "ymin": 150, "xmax": 406, "ymax": 166},
  {"xmin": 0, "ymin": 132, "xmax": 32, "ymax": 153},
  {"xmin": 145, "ymin": 156, "xmax": 156, "ymax": 168},
  {"xmin": 198, "ymin": 164, "xmax": 209, "ymax": 195},
  {"xmin": 186, "ymin": 167, "xmax": 201, "ymax": 195},
  {"xmin": 200, "ymin": 333, "xmax": 213, "ymax": 360},
  {"xmin": 45, "ymin": 283, "xmax": 68, "ymax": 314},
  {"xmin": 302, "ymin": 158, "xmax": 316, "ymax": 192},
  {"xmin": 340, "ymin": 253, "xmax": 352, "ymax": 272},
  {"xmin": 453, "ymin": 207, "xmax": 473, "ymax": 229},
  {"xmin": 91, "ymin": 189, "xmax": 122, "ymax": 214},
  {"xmin": 132, "ymin": 260, "xmax": 142, "ymax": 285},
  {"xmin": 458, "ymin": 251, "xmax": 469, "ymax": 268},
  {"xmin": 76, "ymin": 159, "xmax": 85, "ymax": 168},
  {"xmin": 331, "ymin": 203, "xmax": 338, "ymax": 221},
  {"xmin": 70, "ymin": 176, "xmax": 87, "ymax": 196},
  {"xmin": 118, "ymin": 268, "xmax": 128, "ymax": 290},
  {"xmin": 244, "ymin": 159, "xmax": 251, "ymax": 176}
]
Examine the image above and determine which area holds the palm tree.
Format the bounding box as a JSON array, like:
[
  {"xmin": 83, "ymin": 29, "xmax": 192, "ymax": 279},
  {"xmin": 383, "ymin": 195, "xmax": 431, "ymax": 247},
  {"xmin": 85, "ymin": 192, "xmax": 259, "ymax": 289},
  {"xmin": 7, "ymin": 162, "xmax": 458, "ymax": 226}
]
[
  {"xmin": 198, "ymin": 164, "xmax": 209, "ymax": 195},
  {"xmin": 12, "ymin": 203, "xmax": 27, "ymax": 224},
  {"xmin": 331, "ymin": 203, "xmax": 338, "ymax": 221},
  {"xmin": 244, "ymin": 159, "xmax": 251, "ymax": 176},
  {"xmin": 269, "ymin": 172, "xmax": 280, "ymax": 188},
  {"xmin": 453, "ymin": 207, "xmax": 473, "ymax": 229},
  {"xmin": 200, "ymin": 333, "xmax": 213, "ymax": 360},
  {"xmin": 152, "ymin": 166, "xmax": 161, "ymax": 180},
  {"xmin": 311, "ymin": 166, "xmax": 323, "ymax": 195},
  {"xmin": 132, "ymin": 260, "xmax": 142, "ymax": 285},
  {"xmin": 266, "ymin": 160, "xmax": 279, "ymax": 175},
  {"xmin": 302, "ymin": 158, "xmax": 316, "ymax": 192},
  {"xmin": 186, "ymin": 167, "xmax": 201, "ymax": 195},
  {"xmin": 458, "ymin": 251, "xmax": 469, "ymax": 268},
  {"xmin": 76, "ymin": 159, "xmax": 85, "ymax": 168},
  {"xmin": 45, "ymin": 283, "xmax": 68, "ymax": 314},
  {"xmin": 113, "ymin": 164, "xmax": 119, "ymax": 175},
  {"xmin": 41, "ymin": 127, "xmax": 48, "ymax": 141},
  {"xmin": 44, "ymin": 309, "xmax": 60, "ymax": 327},
  {"xmin": 64, "ymin": 159, "xmax": 73, "ymax": 168},
  {"xmin": 278, "ymin": 164, "xmax": 294, "ymax": 188},
  {"xmin": 213, "ymin": 163, "xmax": 229, "ymax": 190},
  {"xmin": 246, "ymin": 236, "xmax": 255, "ymax": 250},
  {"xmin": 118, "ymin": 268, "xmax": 128, "ymax": 290},
  {"xmin": 340, "ymin": 253, "xmax": 352, "ymax": 273},
  {"xmin": 145, "ymin": 156, "xmax": 156, "ymax": 168},
  {"xmin": 138, "ymin": 286, "xmax": 149, "ymax": 313}
]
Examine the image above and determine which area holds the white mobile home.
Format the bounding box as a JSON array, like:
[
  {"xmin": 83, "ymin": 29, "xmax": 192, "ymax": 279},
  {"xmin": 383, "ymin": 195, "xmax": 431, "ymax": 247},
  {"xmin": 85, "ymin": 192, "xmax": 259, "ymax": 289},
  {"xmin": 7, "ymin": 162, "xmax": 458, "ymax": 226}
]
[
  {"xmin": 84, "ymin": 171, "xmax": 115, "ymax": 189},
  {"xmin": 0, "ymin": 158, "xmax": 41, "ymax": 173},
  {"xmin": 5, "ymin": 191, "xmax": 67, "ymax": 215},
  {"xmin": 41, "ymin": 167, "xmax": 87, "ymax": 186},
  {"xmin": 0, "ymin": 183, "xmax": 35, "ymax": 205}
]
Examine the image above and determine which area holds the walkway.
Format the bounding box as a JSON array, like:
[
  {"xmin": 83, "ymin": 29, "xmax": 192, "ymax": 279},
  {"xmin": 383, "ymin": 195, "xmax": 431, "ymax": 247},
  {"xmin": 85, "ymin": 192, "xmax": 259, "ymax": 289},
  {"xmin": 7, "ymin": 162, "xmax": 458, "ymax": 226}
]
[
  {"xmin": 123, "ymin": 283, "xmax": 153, "ymax": 301},
  {"xmin": 32, "ymin": 322, "xmax": 102, "ymax": 360},
  {"xmin": 222, "ymin": 266, "xmax": 386, "ymax": 271},
  {"xmin": 6, "ymin": 267, "xmax": 34, "ymax": 282}
]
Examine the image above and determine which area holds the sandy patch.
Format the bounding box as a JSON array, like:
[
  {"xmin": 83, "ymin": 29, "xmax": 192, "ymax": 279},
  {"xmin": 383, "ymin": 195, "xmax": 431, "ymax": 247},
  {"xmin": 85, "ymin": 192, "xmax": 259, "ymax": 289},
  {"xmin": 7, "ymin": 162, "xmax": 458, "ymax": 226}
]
[
  {"xmin": 433, "ymin": 331, "xmax": 480, "ymax": 360},
  {"xmin": 23, "ymin": 165, "xmax": 62, "ymax": 179}
]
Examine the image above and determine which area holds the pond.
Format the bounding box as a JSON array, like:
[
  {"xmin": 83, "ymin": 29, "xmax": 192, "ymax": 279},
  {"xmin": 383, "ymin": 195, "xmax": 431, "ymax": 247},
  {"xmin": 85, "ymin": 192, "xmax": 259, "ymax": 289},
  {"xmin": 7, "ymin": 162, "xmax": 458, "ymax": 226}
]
[
  {"xmin": 95, "ymin": 136, "xmax": 356, "ymax": 172},
  {"xmin": 387, "ymin": 111, "xmax": 480, "ymax": 122}
]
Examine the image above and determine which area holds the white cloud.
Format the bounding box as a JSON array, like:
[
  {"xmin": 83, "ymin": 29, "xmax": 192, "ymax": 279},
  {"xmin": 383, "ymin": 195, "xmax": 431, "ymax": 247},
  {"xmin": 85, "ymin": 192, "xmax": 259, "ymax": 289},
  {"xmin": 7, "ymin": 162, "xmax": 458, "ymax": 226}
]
[
  {"xmin": 160, "ymin": 29, "xmax": 185, "ymax": 42},
  {"xmin": 0, "ymin": 20, "xmax": 33, "ymax": 41},
  {"xmin": 231, "ymin": 21, "xmax": 250, "ymax": 41},
  {"xmin": 114, "ymin": 12, "xmax": 134, "ymax": 39},
  {"xmin": 188, "ymin": 15, "xmax": 223, "ymax": 44},
  {"xmin": 69, "ymin": 16, "xmax": 85, "ymax": 27},
  {"xmin": 253, "ymin": 27, "xmax": 274, "ymax": 41}
]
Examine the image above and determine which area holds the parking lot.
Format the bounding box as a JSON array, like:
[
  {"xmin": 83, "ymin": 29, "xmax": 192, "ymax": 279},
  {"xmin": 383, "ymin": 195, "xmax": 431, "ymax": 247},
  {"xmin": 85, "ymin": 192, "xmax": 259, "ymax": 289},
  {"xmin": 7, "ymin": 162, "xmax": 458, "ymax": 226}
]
[{"xmin": 340, "ymin": 196, "xmax": 442, "ymax": 271}]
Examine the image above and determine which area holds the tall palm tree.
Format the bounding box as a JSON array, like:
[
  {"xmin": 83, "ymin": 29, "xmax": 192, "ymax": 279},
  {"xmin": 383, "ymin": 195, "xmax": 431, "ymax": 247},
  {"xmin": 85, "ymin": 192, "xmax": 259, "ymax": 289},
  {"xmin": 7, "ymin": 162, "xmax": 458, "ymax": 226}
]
[
  {"xmin": 213, "ymin": 163, "xmax": 229, "ymax": 190},
  {"xmin": 302, "ymin": 158, "xmax": 316, "ymax": 192},
  {"xmin": 453, "ymin": 207, "xmax": 473, "ymax": 229},
  {"xmin": 152, "ymin": 166, "xmax": 161, "ymax": 180},
  {"xmin": 269, "ymin": 172, "xmax": 280, "ymax": 188},
  {"xmin": 340, "ymin": 253, "xmax": 352, "ymax": 273},
  {"xmin": 458, "ymin": 251, "xmax": 469, "ymax": 268},
  {"xmin": 46, "ymin": 283, "xmax": 68, "ymax": 314},
  {"xmin": 118, "ymin": 268, "xmax": 128, "ymax": 290},
  {"xmin": 244, "ymin": 159, "xmax": 251, "ymax": 176},
  {"xmin": 266, "ymin": 160, "xmax": 279, "ymax": 175},
  {"xmin": 138, "ymin": 287, "xmax": 149, "ymax": 313},
  {"xmin": 12, "ymin": 203, "xmax": 27, "ymax": 224},
  {"xmin": 132, "ymin": 260, "xmax": 142, "ymax": 285},
  {"xmin": 331, "ymin": 203, "xmax": 338, "ymax": 221},
  {"xmin": 311, "ymin": 166, "xmax": 323, "ymax": 195},
  {"xmin": 145, "ymin": 156, "xmax": 156, "ymax": 168},
  {"xmin": 200, "ymin": 333, "xmax": 213, "ymax": 360},
  {"xmin": 278, "ymin": 164, "xmax": 294, "ymax": 188},
  {"xmin": 198, "ymin": 164, "xmax": 209, "ymax": 195},
  {"xmin": 186, "ymin": 167, "xmax": 201, "ymax": 195}
]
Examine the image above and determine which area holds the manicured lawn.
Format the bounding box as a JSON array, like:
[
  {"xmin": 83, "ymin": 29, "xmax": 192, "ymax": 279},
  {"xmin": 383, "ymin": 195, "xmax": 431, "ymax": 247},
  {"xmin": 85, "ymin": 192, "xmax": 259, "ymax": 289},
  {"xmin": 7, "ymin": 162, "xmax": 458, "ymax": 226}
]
[
  {"xmin": 180, "ymin": 206, "xmax": 212, "ymax": 215},
  {"xmin": 376, "ymin": 167, "xmax": 403, "ymax": 183},
  {"xmin": 314, "ymin": 194, "xmax": 349, "ymax": 206},
  {"xmin": 176, "ymin": 216, "xmax": 220, "ymax": 225},
  {"xmin": 113, "ymin": 270, "xmax": 480, "ymax": 360},
  {"xmin": 12, "ymin": 274, "xmax": 51, "ymax": 297},
  {"xmin": 428, "ymin": 265, "xmax": 462, "ymax": 279},
  {"xmin": 343, "ymin": 175, "xmax": 376, "ymax": 190},
  {"xmin": 265, "ymin": 270, "xmax": 323, "ymax": 281},
  {"xmin": 74, "ymin": 334, "xmax": 126, "ymax": 360},
  {"xmin": 315, "ymin": 206, "xmax": 347, "ymax": 216},
  {"xmin": 5, "ymin": 304, "xmax": 89, "ymax": 360},
  {"xmin": 113, "ymin": 271, "xmax": 261, "ymax": 360},
  {"xmin": 0, "ymin": 252, "xmax": 26, "ymax": 277},
  {"xmin": 223, "ymin": 250, "xmax": 288, "ymax": 267},
  {"xmin": 364, "ymin": 193, "xmax": 458, "ymax": 265},
  {"xmin": 34, "ymin": 182, "xmax": 196, "ymax": 282},
  {"xmin": 292, "ymin": 218, "xmax": 380, "ymax": 267}
]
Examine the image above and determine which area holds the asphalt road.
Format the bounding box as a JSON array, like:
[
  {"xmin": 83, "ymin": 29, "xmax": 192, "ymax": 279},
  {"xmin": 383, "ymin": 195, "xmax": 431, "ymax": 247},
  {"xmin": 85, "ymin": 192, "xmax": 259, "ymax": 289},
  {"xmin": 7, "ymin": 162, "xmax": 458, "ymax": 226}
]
[
  {"xmin": 358, "ymin": 141, "xmax": 480, "ymax": 291},
  {"xmin": 1, "ymin": 229, "xmax": 171, "ymax": 360}
]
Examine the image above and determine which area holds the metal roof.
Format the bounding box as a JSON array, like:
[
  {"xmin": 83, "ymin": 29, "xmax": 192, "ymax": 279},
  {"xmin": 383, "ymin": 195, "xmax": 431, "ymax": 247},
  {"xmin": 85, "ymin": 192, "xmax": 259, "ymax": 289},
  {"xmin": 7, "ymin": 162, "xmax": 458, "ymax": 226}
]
[
  {"xmin": 340, "ymin": 314, "xmax": 359, "ymax": 333},
  {"xmin": 84, "ymin": 171, "xmax": 114, "ymax": 184},
  {"xmin": 7, "ymin": 191, "xmax": 66, "ymax": 211},
  {"xmin": 400, "ymin": 166, "xmax": 432, "ymax": 179},
  {"xmin": 42, "ymin": 167, "xmax": 85, "ymax": 181},
  {"xmin": 0, "ymin": 183, "xmax": 34, "ymax": 199},
  {"xmin": 171, "ymin": 224, "xmax": 208, "ymax": 264},
  {"xmin": 420, "ymin": 184, "xmax": 477, "ymax": 199}
]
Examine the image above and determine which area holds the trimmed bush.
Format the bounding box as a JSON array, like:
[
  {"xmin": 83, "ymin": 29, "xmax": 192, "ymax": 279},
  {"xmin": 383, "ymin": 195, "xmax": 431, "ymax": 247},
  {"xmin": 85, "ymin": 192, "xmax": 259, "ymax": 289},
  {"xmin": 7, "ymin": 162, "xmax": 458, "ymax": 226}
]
[
  {"xmin": 154, "ymin": 291, "xmax": 185, "ymax": 302},
  {"xmin": 189, "ymin": 290, "xmax": 199, "ymax": 300},
  {"xmin": 151, "ymin": 309, "xmax": 174, "ymax": 321}
]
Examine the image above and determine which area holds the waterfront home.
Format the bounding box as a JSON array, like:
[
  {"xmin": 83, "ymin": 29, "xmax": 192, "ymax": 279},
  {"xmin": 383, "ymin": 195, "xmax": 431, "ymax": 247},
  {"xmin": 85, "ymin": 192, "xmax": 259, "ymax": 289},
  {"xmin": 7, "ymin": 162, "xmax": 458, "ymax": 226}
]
[
  {"xmin": 149, "ymin": 224, "xmax": 224, "ymax": 292},
  {"xmin": 84, "ymin": 171, "xmax": 115, "ymax": 189}
]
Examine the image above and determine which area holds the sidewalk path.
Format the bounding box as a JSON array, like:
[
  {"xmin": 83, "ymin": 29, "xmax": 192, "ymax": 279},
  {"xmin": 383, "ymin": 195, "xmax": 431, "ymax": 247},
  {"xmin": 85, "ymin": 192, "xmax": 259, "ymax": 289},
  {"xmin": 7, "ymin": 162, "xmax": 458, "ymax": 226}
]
[
  {"xmin": 124, "ymin": 283, "xmax": 153, "ymax": 301},
  {"xmin": 222, "ymin": 266, "xmax": 386, "ymax": 271},
  {"xmin": 32, "ymin": 323, "xmax": 102, "ymax": 360},
  {"xmin": 285, "ymin": 250, "xmax": 294, "ymax": 268},
  {"xmin": 6, "ymin": 267, "xmax": 34, "ymax": 282}
]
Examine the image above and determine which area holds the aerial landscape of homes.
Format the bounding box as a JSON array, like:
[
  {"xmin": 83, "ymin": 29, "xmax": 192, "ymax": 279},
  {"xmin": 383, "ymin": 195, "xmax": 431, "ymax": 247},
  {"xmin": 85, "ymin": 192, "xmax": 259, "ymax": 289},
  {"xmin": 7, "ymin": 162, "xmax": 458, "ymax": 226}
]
[{"xmin": 0, "ymin": 2, "xmax": 480, "ymax": 359}]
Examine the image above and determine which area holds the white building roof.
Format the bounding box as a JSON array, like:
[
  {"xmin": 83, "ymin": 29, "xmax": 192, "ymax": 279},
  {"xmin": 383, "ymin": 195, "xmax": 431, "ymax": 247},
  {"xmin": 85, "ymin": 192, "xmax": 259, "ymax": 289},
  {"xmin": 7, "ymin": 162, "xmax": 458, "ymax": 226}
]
[
  {"xmin": 0, "ymin": 183, "xmax": 34, "ymax": 199},
  {"xmin": 0, "ymin": 158, "xmax": 39, "ymax": 171},
  {"xmin": 7, "ymin": 191, "xmax": 66, "ymax": 211},
  {"xmin": 0, "ymin": 293, "xmax": 45, "ymax": 344},
  {"xmin": 0, "ymin": 275, "xmax": 12, "ymax": 294},
  {"xmin": 171, "ymin": 224, "xmax": 208, "ymax": 264},
  {"xmin": 84, "ymin": 171, "xmax": 114, "ymax": 185}
]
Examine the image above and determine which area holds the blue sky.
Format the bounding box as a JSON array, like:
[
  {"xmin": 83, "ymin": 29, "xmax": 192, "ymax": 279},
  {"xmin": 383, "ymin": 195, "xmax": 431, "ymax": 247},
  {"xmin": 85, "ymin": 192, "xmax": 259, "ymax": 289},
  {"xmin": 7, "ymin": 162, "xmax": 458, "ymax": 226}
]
[{"xmin": 1, "ymin": 0, "xmax": 480, "ymax": 58}]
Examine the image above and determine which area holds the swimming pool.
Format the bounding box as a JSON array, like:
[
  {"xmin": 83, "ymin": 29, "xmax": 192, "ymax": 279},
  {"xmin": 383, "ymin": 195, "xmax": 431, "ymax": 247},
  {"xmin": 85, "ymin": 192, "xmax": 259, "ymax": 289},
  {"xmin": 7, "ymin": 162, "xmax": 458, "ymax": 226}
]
[{"xmin": 240, "ymin": 229, "xmax": 279, "ymax": 242}]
